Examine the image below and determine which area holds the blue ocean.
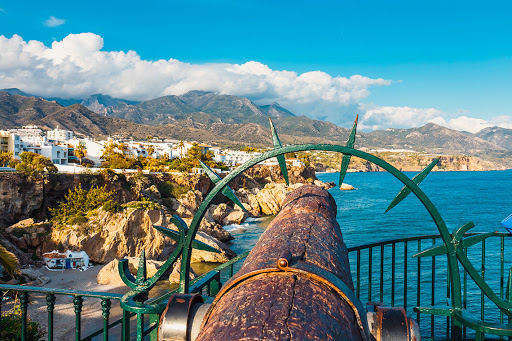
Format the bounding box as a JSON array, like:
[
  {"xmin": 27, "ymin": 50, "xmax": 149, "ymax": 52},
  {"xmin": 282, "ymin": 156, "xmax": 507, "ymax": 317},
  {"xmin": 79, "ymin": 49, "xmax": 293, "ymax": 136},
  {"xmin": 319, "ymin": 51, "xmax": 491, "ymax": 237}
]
[
  {"xmin": 225, "ymin": 170, "xmax": 512, "ymax": 338},
  {"xmin": 228, "ymin": 170, "xmax": 512, "ymax": 254}
]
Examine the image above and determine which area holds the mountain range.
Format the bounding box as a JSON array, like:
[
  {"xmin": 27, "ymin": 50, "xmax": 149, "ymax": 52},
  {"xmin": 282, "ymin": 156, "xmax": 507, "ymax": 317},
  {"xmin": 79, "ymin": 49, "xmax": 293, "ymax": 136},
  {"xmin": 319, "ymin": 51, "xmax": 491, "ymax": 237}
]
[{"xmin": 0, "ymin": 88, "xmax": 511, "ymax": 166}]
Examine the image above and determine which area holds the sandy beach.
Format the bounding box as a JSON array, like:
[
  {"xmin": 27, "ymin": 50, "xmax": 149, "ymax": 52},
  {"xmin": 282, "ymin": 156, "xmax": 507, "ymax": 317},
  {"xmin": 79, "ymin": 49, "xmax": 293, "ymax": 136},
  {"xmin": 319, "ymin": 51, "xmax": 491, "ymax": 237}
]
[{"xmin": 5, "ymin": 266, "xmax": 130, "ymax": 340}]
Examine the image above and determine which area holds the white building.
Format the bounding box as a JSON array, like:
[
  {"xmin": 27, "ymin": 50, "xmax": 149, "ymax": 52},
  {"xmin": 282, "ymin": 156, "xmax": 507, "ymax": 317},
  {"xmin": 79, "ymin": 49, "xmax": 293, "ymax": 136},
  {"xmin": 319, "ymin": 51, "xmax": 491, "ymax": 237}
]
[
  {"xmin": 67, "ymin": 138, "xmax": 106, "ymax": 166},
  {"xmin": 9, "ymin": 125, "xmax": 44, "ymax": 137},
  {"xmin": 0, "ymin": 131, "xmax": 22, "ymax": 157},
  {"xmin": 213, "ymin": 149, "xmax": 262, "ymax": 165},
  {"xmin": 40, "ymin": 144, "xmax": 68, "ymax": 165},
  {"xmin": 47, "ymin": 127, "xmax": 74, "ymax": 142}
]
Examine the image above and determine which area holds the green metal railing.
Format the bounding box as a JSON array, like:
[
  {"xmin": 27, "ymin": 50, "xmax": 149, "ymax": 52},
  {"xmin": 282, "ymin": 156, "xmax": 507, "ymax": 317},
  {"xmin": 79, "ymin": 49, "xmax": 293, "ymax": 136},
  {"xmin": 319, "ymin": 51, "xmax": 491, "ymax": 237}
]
[
  {"xmin": 0, "ymin": 232, "xmax": 509, "ymax": 340},
  {"xmin": 0, "ymin": 251, "xmax": 249, "ymax": 341},
  {"xmin": 348, "ymin": 232, "xmax": 512, "ymax": 340}
]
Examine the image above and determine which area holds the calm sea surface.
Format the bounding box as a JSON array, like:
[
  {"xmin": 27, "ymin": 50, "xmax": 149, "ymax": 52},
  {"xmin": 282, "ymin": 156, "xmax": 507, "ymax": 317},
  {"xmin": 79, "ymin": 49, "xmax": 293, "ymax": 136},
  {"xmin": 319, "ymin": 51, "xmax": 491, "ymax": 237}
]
[
  {"xmin": 228, "ymin": 170, "xmax": 512, "ymax": 252},
  {"xmin": 219, "ymin": 170, "xmax": 512, "ymax": 338},
  {"xmin": 224, "ymin": 170, "xmax": 512, "ymax": 337}
]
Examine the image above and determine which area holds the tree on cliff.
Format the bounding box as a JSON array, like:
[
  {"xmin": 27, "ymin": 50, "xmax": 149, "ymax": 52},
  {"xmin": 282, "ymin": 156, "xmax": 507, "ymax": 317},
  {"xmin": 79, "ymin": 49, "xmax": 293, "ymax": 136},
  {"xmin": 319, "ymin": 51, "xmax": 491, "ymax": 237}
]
[
  {"xmin": 74, "ymin": 142, "xmax": 87, "ymax": 165},
  {"xmin": 0, "ymin": 244, "xmax": 20, "ymax": 278},
  {"xmin": 177, "ymin": 140, "xmax": 185, "ymax": 158},
  {"xmin": 15, "ymin": 152, "xmax": 57, "ymax": 178},
  {"xmin": 0, "ymin": 152, "xmax": 13, "ymax": 167}
]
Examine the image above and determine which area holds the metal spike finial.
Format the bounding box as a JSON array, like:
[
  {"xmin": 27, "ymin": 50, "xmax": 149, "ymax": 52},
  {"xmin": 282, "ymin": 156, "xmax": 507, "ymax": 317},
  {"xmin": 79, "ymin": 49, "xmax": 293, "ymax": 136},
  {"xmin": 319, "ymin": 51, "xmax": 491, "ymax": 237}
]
[
  {"xmin": 154, "ymin": 223, "xmax": 222, "ymax": 254},
  {"xmin": 136, "ymin": 249, "xmax": 147, "ymax": 284},
  {"xmin": 339, "ymin": 115, "xmax": 359, "ymax": 186},
  {"xmin": 268, "ymin": 117, "xmax": 289, "ymax": 186},
  {"xmin": 198, "ymin": 160, "xmax": 246, "ymax": 211},
  {"xmin": 414, "ymin": 221, "xmax": 496, "ymax": 258},
  {"xmin": 385, "ymin": 157, "xmax": 440, "ymax": 213}
]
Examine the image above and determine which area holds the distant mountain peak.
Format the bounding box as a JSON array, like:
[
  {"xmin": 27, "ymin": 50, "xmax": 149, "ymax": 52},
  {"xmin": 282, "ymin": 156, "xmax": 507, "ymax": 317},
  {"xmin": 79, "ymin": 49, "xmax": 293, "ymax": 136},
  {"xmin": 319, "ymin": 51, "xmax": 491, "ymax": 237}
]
[
  {"xmin": 260, "ymin": 102, "xmax": 295, "ymax": 118},
  {"xmin": 0, "ymin": 88, "xmax": 33, "ymax": 97}
]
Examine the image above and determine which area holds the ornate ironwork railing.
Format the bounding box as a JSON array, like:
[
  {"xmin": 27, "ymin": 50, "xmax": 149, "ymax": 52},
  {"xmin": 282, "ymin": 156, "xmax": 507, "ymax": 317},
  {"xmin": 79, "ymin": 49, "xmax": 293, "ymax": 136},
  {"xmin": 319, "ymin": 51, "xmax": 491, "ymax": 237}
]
[
  {"xmin": 0, "ymin": 251, "xmax": 249, "ymax": 341},
  {"xmin": 1, "ymin": 115, "xmax": 510, "ymax": 340},
  {"xmin": 348, "ymin": 232, "xmax": 512, "ymax": 340}
]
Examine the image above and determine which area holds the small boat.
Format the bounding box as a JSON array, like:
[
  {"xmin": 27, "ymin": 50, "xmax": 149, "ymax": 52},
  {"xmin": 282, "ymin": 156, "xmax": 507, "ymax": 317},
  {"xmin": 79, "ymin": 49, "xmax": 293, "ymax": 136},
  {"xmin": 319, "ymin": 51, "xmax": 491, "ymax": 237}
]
[{"xmin": 502, "ymin": 214, "xmax": 512, "ymax": 234}]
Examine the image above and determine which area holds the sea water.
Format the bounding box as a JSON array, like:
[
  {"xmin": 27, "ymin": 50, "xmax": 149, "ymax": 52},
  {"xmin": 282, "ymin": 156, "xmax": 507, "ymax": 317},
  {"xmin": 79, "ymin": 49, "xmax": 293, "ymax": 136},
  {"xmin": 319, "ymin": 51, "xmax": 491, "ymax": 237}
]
[
  {"xmin": 225, "ymin": 170, "xmax": 512, "ymax": 337},
  {"xmin": 228, "ymin": 170, "xmax": 512, "ymax": 255}
]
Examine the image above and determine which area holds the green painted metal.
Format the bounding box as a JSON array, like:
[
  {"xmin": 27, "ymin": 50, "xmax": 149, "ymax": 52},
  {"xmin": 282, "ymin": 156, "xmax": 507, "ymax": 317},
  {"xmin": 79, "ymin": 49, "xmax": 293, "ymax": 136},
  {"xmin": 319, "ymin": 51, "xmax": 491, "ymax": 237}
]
[
  {"xmin": 73, "ymin": 295, "xmax": 83, "ymax": 341},
  {"xmin": 122, "ymin": 310, "xmax": 131, "ymax": 341},
  {"xmin": 339, "ymin": 114, "xmax": 358, "ymax": 186},
  {"xmin": 149, "ymin": 314, "xmax": 160, "ymax": 341},
  {"xmin": 385, "ymin": 157, "xmax": 439, "ymax": 213},
  {"xmin": 153, "ymin": 223, "xmax": 221, "ymax": 253},
  {"xmin": 199, "ymin": 160, "xmax": 245, "ymax": 211},
  {"xmin": 101, "ymin": 298, "xmax": 111, "ymax": 341},
  {"xmin": 46, "ymin": 293, "xmax": 56, "ymax": 341},
  {"xmin": 1, "ymin": 117, "xmax": 507, "ymax": 339},
  {"xmin": 20, "ymin": 291, "xmax": 28, "ymax": 341},
  {"xmin": 269, "ymin": 117, "xmax": 289, "ymax": 185},
  {"xmin": 136, "ymin": 313, "xmax": 144, "ymax": 341}
]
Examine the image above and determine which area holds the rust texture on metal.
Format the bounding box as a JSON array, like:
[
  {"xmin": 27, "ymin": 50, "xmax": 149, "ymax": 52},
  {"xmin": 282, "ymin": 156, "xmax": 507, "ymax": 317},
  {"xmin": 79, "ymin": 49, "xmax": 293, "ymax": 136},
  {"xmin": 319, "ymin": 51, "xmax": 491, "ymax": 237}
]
[{"xmin": 197, "ymin": 185, "xmax": 362, "ymax": 341}]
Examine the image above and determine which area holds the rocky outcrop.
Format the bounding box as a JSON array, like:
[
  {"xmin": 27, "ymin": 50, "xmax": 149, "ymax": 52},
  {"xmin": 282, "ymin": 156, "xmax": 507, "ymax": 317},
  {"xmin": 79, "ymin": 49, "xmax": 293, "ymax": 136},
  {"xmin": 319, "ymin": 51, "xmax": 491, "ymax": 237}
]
[
  {"xmin": 97, "ymin": 257, "xmax": 163, "ymax": 286},
  {"xmin": 49, "ymin": 206, "xmax": 235, "ymax": 264},
  {"xmin": 0, "ymin": 174, "xmax": 44, "ymax": 228},
  {"xmin": 339, "ymin": 183, "xmax": 356, "ymax": 191},
  {"xmin": 175, "ymin": 190, "xmax": 203, "ymax": 218},
  {"xmin": 5, "ymin": 220, "xmax": 50, "ymax": 254},
  {"xmin": 240, "ymin": 165, "xmax": 318, "ymax": 186}
]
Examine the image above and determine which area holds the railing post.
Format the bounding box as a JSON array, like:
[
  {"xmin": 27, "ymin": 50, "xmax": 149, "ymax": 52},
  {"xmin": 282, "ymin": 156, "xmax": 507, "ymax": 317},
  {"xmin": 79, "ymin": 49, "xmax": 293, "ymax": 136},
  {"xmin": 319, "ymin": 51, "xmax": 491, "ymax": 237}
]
[
  {"xmin": 0, "ymin": 290, "xmax": 3, "ymax": 333},
  {"xmin": 73, "ymin": 295, "xmax": 83, "ymax": 341},
  {"xmin": 149, "ymin": 314, "xmax": 160, "ymax": 341},
  {"xmin": 137, "ymin": 313, "xmax": 144, "ymax": 341},
  {"xmin": 20, "ymin": 291, "xmax": 29, "ymax": 341},
  {"xmin": 46, "ymin": 293, "xmax": 56, "ymax": 341},
  {"xmin": 101, "ymin": 298, "xmax": 111, "ymax": 341},
  {"xmin": 122, "ymin": 310, "xmax": 131, "ymax": 341},
  {"xmin": 208, "ymin": 273, "xmax": 221, "ymax": 296}
]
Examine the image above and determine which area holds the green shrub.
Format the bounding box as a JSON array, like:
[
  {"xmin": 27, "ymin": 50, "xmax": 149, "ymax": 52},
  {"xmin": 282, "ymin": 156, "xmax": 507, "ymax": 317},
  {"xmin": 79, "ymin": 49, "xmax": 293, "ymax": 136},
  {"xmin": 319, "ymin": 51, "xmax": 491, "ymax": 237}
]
[
  {"xmin": 0, "ymin": 303, "xmax": 45, "ymax": 340},
  {"xmin": 156, "ymin": 181, "xmax": 191, "ymax": 199},
  {"xmin": 102, "ymin": 200, "xmax": 122, "ymax": 213},
  {"xmin": 170, "ymin": 185, "xmax": 191, "ymax": 199},
  {"xmin": 123, "ymin": 198, "xmax": 160, "ymax": 211},
  {"xmin": 50, "ymin": 184, "xmax": 119, "ymax": 226}
]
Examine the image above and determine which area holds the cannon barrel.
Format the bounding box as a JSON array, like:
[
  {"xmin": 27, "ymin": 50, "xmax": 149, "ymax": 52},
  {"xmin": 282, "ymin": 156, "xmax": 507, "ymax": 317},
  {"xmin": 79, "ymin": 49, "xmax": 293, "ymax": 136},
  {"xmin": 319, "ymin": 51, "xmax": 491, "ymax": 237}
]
[{"xmin": 197, "ymin": 185, "xmax": 365, "ymax": 341}]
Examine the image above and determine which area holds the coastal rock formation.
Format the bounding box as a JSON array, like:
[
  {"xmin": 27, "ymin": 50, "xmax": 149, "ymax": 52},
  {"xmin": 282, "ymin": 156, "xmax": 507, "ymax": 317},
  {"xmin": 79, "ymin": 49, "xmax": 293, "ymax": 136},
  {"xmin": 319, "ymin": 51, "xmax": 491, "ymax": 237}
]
[
  {"xmin": 339, "ymin": 183, "xmax": 356, "ymax": 191},
  {"xmin": 175, "ymin": 190, "xmax": 203, "ymax": 218},
  {"xmin": 235, "ymin": 188, "xmax": 261, "ymax": 217},
  {"xmin": 49, "ymin": 206, "xmax": 234, "ymax": 264},
  {"xmin": 0, "ymin": 174, "xmax": 44, "ymax": 228},
  {"xmin": 50, "ymin": 207, "xmax": 167, "ymax": 264}
]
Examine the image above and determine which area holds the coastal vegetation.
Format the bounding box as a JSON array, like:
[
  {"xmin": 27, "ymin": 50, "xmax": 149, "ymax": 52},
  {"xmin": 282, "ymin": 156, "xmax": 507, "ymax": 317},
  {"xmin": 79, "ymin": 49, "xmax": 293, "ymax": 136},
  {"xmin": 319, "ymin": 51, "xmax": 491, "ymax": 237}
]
[
  {"xmin": 14, "ymin": 152, "xmax": 57, "ymax": 178},
  {"xmin": 49, "ymin": 184, "xmax": 117, "ymax": 226},
  {"xmin": 0, "ymin": 302, "xmax": 45, "ymax": 340},
  {"xmin": 100, "ymin": 141, "xmax": 228, "ymax": 172}
]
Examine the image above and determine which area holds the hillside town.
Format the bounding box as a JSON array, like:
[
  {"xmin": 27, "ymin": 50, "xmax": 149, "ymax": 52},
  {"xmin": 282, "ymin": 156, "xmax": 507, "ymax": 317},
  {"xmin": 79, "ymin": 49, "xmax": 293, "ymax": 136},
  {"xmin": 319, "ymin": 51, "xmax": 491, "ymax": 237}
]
[{"xmin": 0, "ymin": 125, "xmax": 305, "ymax": 172}]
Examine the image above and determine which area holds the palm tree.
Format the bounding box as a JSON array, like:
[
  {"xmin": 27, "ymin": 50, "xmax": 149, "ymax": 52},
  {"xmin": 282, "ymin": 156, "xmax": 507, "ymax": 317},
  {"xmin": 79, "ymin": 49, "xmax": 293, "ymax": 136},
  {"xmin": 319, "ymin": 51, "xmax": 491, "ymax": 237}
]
[
  {"xmin": 74, "ymin": 142, "xmax": 86, "ymax": 165},
  {"xmin": 0, "ymin": 243, "xmax": 20, "ymax": 278},
  {"xmin": 147, "ymin": 136, "xmax": 153, "ymax": 157},
  {"xmin": 177, "ymin": 140, "xmax": 185, "ymax": 159}
]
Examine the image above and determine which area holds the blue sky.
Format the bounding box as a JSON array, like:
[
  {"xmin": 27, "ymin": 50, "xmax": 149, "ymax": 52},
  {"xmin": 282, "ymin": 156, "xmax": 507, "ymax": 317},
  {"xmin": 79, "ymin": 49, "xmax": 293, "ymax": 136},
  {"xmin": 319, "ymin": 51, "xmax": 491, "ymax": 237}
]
[{"xmin": 0, "ymin": 0, "xmax": 511, "ymax": 132}]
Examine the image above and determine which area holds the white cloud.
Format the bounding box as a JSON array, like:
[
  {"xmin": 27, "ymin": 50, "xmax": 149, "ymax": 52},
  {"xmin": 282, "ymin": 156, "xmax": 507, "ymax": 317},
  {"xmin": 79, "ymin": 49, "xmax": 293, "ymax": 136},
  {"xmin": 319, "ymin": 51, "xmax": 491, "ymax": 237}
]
[
  {"xmin": 43, "ymin": 16, "xmax": 66, "ymax": 27},
  {"xmin": 434, "ymin": 115, "xmax": 512, "ymax": 133},
  {"xmin": 0, "ymin": 33, "xmax": 389, "ymax": 126},
  {"xmin": 359, "ymin": 103, "xmax": 512, "ymax": 133},
  {"xmin": 2, "ymin": 32, "xmax": 510, "ymax": 133},
  {"xmin": 359, "ymin": 104, "xmax": 444, "ymax": 131}
]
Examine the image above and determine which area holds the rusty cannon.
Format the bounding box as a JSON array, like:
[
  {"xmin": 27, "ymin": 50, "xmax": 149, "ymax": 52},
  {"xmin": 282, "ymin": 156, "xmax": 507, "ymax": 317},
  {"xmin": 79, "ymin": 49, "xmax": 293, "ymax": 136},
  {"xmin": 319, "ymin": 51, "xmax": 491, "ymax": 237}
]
[{"xmin": 159, "ymin": 185, "xmax": 420, "ymax": 341}]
